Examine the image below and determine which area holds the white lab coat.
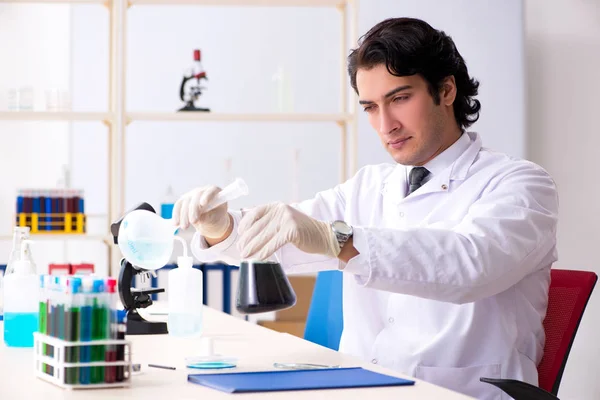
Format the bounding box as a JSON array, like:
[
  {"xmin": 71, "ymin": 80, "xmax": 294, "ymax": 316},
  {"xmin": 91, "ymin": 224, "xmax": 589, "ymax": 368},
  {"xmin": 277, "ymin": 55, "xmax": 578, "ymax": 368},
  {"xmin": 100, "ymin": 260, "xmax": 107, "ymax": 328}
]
[{"xmin": 192, "ymin": 132, "xmax": 558, "ymax": 400}]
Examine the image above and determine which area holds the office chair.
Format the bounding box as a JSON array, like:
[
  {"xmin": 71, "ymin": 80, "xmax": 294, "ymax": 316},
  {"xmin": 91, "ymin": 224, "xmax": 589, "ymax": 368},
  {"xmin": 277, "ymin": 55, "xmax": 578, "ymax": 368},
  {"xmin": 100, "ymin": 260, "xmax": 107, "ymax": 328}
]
[
  {"xmin": 481, "ymin": 269, "xmax": 597, "ymax": 400},
  {"xmin": 304, "ymin": 270, "xmax": 343, "ymax": 350}
]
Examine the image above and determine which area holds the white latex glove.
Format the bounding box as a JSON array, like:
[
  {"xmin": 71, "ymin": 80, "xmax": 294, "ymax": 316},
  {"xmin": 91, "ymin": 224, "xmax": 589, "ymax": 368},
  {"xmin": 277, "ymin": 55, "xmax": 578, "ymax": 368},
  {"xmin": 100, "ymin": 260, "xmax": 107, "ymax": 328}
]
[
  {"xmin": 237, "ymin": 202, "xmax": 341, "ymax": 261},
  {"xmin": 172, "ymin": 186, "xmax": 231, "ymax": 239}
]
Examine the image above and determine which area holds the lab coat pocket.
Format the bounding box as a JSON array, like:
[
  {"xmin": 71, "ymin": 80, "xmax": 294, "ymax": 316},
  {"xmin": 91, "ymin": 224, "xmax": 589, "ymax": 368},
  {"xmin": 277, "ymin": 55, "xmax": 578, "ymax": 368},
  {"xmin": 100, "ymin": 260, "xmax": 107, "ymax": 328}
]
[{"xmin": 415, "ymin": 363, "xmax": 502, "ymax": 400}]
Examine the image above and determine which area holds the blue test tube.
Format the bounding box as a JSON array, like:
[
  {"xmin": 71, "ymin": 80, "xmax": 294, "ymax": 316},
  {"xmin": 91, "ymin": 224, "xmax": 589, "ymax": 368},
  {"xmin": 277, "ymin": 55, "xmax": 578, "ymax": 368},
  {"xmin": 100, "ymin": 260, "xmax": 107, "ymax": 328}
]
[
  {"xmin": 16, "ymin": 189, "xmax": 23, "ymax": 213},
  {"xmin": 116, "ymin": 310, "xmax": 127, "ymax": 382},
  {"xmin": 79, "ymin": 278, "xmax": 94, "ymax": 384},
  {"xmin": 32, "ymin": 190, "xmax": 40, "ymax": 214},
  {"xmin": 78, "ymin": 190, "xmax": 85, "ymax": 214},
  {"xmin": 45, "ymin": 190, "xmax": 52, "ymax": 231}
]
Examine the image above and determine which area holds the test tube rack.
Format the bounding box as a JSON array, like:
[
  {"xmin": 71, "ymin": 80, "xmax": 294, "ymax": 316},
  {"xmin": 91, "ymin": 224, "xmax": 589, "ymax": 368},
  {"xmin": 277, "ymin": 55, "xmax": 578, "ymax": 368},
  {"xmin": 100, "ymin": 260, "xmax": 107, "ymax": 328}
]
[
  {"xmin": 16, "ymin": 212, "xmax": 86, "ymax": 234},
  {"xmin": 15, "ymin": 188, "xmax": 87, "ymax": 234},
  {"xmin": 33, "ymin": 332, "xmax": 132, "ymax": 390}
]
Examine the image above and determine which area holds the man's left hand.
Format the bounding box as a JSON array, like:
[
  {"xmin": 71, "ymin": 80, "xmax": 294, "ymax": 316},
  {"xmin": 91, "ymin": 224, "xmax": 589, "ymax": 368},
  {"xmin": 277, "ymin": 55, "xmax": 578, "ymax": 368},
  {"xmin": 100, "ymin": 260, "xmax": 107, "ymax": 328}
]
[{"xmin": 237, "ymin": 202, "xmax": 341, "ymax": 261}]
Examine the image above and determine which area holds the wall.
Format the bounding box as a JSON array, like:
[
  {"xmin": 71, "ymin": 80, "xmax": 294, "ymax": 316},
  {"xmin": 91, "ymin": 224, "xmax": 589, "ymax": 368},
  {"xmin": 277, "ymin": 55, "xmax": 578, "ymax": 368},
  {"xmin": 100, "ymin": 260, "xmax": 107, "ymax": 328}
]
[
  {"xmin": 355, "ymin": 0, "xmax": 526, "ymax": 169},
  {"xmin": 525, "ymin": 0, "xmax": 600, "ymax": 398}
]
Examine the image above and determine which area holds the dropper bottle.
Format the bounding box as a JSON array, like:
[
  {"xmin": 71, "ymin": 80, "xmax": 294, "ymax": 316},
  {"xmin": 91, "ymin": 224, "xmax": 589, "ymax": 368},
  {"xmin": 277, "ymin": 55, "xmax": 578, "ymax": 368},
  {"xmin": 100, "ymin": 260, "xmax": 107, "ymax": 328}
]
[{"xmin": 3, "ymin": 240, "xmax": 38, "ymax": 347}]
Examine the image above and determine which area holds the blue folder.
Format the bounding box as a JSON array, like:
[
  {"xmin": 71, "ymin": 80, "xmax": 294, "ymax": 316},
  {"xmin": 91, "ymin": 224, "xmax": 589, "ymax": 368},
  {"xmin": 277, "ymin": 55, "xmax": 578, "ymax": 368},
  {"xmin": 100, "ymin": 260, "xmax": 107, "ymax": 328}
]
[{"xmin": 187, "ymin": 367, "xmax": 415, "ymax": 393}]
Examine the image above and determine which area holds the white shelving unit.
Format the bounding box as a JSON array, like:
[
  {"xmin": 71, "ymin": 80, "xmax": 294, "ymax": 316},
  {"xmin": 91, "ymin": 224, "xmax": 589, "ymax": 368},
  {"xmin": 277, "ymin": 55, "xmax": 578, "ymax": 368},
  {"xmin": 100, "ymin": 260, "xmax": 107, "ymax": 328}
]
[
  {"xmin": 0, "ymin": 111, "xmax": 112, "ymax": 122},
  {"xmin": 129, "ymin": 0, "xmax": 347, "ymax": 7},
  {"xmin": 0, "ymin": 234, "xmax": 109, "ymax": 241},
  {"xmin": 1, "ymin": 0, "xmax": 104, "ymax": 3},
  {"xmin": 0, "ymin": 0, "xmax": 360, "ymax": 274},
  {"xmin": 126, "ymin": 112, "xmax": 353, "ymax": 123}
]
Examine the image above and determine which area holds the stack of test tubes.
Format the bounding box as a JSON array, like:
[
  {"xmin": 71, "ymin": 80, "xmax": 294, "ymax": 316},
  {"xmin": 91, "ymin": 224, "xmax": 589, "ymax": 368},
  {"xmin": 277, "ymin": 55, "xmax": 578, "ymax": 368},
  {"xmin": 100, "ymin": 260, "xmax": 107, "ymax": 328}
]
[
  {"xmin": 15, "ymin": 189, "xmax": 86, "ymax": 234},
  {"xmin": 34, "ymin": 275, "xmax": 132, "ymax": 389}
]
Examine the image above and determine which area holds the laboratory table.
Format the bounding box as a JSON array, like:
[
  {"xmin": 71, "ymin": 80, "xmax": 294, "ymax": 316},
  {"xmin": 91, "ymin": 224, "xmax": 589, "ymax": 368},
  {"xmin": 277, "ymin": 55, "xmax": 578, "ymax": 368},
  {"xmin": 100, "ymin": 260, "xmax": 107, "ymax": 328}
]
[{"xmin": 0, "ymin": 306, "xmax": 474, "ymax": 399}]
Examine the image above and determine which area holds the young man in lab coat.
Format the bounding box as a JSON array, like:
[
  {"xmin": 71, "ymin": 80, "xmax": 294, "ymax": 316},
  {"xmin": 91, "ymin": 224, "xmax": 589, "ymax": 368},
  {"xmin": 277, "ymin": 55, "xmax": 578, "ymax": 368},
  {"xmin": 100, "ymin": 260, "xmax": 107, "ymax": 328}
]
[{"xmin": 173, "ymin": 17, "xmax": 558, "ymax": 400}]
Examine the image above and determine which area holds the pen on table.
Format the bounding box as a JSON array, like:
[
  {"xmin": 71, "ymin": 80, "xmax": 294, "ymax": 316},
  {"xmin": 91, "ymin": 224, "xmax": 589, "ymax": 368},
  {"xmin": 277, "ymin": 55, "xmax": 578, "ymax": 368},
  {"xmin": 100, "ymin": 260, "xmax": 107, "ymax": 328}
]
[{"xmin": 148, "ymin": 364, "xmax": 176, "ymax": 370}]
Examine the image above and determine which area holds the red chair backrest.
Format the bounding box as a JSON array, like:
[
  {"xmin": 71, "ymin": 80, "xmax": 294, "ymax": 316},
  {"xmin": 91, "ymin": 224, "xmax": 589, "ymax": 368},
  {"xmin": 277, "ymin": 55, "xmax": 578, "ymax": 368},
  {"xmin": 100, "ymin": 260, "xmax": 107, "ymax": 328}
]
[{"xmin": 538, "ymin": 269, "xmax": 597, "ymax": 394}]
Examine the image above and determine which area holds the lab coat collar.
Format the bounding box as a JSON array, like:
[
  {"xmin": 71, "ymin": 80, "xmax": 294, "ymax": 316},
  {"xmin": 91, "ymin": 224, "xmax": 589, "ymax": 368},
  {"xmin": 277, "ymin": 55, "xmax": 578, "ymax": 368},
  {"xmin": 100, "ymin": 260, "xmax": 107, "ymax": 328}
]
[
  {"xmin": 420, "ymin": 131, "xmax": 472, "ymax": 178},
  {"xmin": 381, "ymin": 132, "xmax": 482, "ymax": 201}
]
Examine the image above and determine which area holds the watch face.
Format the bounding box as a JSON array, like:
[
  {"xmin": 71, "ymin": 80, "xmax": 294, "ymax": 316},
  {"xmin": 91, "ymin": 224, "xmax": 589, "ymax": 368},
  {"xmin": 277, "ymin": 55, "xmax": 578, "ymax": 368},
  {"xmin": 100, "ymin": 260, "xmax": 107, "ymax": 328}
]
[{"xmin": 333, "ymin": 220, "xmax": 352, "ymax": 236}]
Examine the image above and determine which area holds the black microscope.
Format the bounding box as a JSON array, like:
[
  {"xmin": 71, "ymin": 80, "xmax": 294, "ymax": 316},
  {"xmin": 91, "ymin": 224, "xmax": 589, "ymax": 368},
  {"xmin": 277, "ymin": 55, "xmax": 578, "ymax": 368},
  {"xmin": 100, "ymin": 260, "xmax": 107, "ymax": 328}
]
[{"xmin": 111, "ymin": 203, "xmax": 168, "ymax": 335}]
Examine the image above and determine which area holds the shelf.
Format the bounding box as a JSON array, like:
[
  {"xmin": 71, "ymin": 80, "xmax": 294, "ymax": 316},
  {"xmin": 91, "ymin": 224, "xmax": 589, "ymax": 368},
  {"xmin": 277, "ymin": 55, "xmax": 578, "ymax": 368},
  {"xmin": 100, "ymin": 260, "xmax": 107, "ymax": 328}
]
[
  {"xmin": 0, "ymin": 111, "xmax": 112, "ymax": 122},
  {"xmin": 0, "ymin": 0, "xmax": 347, "ymax": 6},
  {"xmin": 0, "ymin": 0, "xmax": 106, "ymax": 4},
  {"xmin": 0, "ymin": 234, "xmax": 110, "ymax": 242},
  {"xmin": 129, "ymin": 0, "xmax": 346, "ymax": 7},
  {"xmin": 127, "ymin": 112, "xmax": 353, "ymax": 123},
  {"xmin": 0, "ymin": 0, "xmax": 358, "ymax": 275}
]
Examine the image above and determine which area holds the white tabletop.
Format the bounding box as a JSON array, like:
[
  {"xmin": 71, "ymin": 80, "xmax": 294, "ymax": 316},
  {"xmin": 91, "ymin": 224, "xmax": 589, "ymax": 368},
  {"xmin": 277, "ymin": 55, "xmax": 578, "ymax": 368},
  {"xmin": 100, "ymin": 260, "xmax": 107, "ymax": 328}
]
[{"xmin": 0, "ymin": 306, "xmax": 474, "ymax": 399}]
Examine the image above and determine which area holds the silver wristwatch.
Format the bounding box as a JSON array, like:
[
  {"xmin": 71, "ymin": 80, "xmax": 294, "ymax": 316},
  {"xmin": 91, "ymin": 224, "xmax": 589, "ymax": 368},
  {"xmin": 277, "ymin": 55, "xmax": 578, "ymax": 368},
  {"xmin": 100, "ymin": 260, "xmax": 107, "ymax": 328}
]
[{"xmin": 331, "ymin": 220, "xmax": 353, "ymax": 248}]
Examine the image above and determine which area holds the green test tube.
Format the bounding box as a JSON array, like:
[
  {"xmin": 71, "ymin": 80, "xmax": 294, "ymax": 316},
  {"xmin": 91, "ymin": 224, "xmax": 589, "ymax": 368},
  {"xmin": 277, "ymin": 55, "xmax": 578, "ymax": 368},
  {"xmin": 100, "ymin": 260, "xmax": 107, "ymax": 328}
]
[
  {"xmin": 65, "ymin": 277, "xmax": 82, "ymax": 385},
  {"xmin": 38, "ymin": 275, "xmax": 48, "ymax": 374},
  {"xmin": 91, "ymin": 279, "xmax": 107, "ymax": 384}
]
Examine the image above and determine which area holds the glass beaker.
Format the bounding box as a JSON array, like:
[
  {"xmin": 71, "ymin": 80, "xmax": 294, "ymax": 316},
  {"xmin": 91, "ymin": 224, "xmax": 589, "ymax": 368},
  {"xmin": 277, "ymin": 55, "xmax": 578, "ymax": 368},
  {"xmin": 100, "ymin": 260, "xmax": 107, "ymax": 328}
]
[{"xmin": 235, "ymin": 260, "xmax": 296, "ymax": 314}]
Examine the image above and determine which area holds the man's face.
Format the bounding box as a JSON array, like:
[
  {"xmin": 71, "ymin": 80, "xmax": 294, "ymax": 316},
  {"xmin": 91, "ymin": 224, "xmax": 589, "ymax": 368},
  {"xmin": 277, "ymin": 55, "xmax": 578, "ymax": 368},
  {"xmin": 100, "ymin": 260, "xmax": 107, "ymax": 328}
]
[{"xmin": 356, "ymin": 64, "xmax": 457, "ymax": 166}]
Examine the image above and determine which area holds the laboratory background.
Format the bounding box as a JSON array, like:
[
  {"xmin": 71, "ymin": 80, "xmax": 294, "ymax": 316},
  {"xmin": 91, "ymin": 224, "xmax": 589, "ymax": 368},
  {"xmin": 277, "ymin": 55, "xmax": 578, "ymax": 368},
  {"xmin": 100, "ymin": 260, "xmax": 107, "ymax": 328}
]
[{"xmin": 0, "ymin": 0, "xmax": 598, "ymax": 398}]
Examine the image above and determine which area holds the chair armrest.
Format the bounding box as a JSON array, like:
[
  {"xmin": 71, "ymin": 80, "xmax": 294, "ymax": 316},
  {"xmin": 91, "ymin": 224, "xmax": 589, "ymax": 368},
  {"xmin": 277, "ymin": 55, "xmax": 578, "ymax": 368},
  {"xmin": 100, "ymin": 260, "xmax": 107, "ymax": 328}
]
[{"xmin": 480, "ymin": 377, "xmax": 559, "ymax": 400}]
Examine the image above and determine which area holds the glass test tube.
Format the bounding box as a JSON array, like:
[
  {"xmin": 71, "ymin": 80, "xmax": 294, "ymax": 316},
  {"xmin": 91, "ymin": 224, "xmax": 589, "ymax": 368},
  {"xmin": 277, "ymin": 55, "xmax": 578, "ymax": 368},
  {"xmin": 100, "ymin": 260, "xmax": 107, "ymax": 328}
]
[
  {"xmin": 79, "ymin": 278, "xmax": 93, "ymax": 384},
  {"xmin": 91, "ymin": 279, "xmax": 106, "ymax": 384},
  {"xmin": 104, "ymin": 278, "xmax": 118, "ymax": 383},
  {"xmin": 116, "ymin": 310, "xmax": 127, "ymax": 382},
  {"xmin": 38, "ymin": 275, "xmax": 49, "ymax": 374},
  {"xmin": 65, "ymin": 277, "xmax": 82, "ymax": 385}
]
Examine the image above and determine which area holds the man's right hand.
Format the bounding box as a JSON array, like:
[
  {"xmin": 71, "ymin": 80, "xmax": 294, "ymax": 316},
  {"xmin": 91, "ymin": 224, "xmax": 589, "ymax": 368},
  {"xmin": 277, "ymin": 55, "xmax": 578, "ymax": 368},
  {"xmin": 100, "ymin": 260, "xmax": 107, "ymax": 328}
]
[{"xmin": 173, "ymin": 185, "xmax": 232, "ymax": 242}]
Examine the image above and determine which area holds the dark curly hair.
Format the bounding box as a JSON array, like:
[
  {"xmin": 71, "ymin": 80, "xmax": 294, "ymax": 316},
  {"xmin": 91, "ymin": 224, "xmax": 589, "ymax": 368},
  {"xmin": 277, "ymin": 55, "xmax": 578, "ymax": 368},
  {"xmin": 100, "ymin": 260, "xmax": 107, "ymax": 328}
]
[{"xmin": 348, "ymin": 17, "xmax": 481, "ymax": 131}]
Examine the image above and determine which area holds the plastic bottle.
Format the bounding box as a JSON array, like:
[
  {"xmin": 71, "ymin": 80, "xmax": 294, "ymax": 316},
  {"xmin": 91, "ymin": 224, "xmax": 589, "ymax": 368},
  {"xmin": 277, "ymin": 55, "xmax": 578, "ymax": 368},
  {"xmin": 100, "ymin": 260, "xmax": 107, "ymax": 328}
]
[
  {"xmin": 6, "ymin": 226, "xmax": 36, "ymax": 275},
  {"xmin": 167, "ymin": 238, "xmax": 203, "ymax": 337},
  {"xmin": 3, "ymin": 240, "xmax": 39, "ymax": 347}
]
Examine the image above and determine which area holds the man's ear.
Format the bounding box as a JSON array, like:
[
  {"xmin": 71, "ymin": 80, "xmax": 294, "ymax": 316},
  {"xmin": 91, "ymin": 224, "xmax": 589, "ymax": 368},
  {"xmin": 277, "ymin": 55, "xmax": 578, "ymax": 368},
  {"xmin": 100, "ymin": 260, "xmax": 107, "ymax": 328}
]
[{"xmin": 440, "ymin": 76, "xmax": 457, "ymax": 106}]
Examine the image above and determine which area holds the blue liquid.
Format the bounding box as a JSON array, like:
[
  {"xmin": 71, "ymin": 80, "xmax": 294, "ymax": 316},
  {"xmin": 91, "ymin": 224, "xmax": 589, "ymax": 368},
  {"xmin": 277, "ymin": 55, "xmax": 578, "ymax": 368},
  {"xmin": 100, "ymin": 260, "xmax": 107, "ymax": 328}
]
[
  {"xmin": 4, "ymin": 312, "xmax": 39, "ymax": 347},
  {"xmin": 80, "ymin": 305, "xmax": 92, "ymax": 384},
  {"xmin": 161, "ymin": 203, "xmax": 179, "ymax": 234},
  {"xmin": 161, "ymin": 203, "xmax": 174, "ymax": 219},
  {"xmin": 187, "ymin": 361, "xmax": 236, "ymax": 369}
]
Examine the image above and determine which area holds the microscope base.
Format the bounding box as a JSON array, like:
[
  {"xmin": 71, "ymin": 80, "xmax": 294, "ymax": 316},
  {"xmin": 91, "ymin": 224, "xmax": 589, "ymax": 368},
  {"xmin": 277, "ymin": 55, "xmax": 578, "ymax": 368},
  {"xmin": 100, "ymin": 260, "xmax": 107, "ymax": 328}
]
[
  {"xmin": 126, "ymin": 310, "xmax": 168, "ymax": 335},
  {"xmin": 178, "ymin": 103, "xmax": 210, "ymax": 112}
]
